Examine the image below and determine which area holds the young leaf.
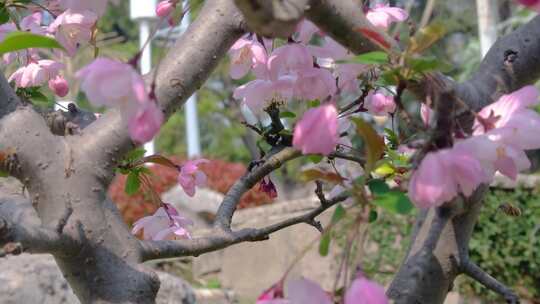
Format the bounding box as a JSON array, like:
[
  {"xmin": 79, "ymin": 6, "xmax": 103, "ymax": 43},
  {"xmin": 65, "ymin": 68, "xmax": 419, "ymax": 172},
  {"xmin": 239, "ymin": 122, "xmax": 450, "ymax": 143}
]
[
  {"xmin": 0, "ymin": 31, "xmax": 65, "ymax": 55},
  {"xmin": 319, "ymin": 205, "xmax": 346, "ymax": 256},
  {"xmin": 307, "ymin": 154, "xmax": 324, "ymax": 164},
  {"xmin": 367, "ymin": 179, "xmax": 390, "ymax": 195},
  {"xmin": 408, "ymin": 22, "xmax": 446, "ymax": 54},
  {"xmin": 300, "ymin": 168, "xmax": 344, "ymax": 184},
  {"xmin": 351, "ymin": 118, "xmax": 385, "ymax": 173},
  {"xmin": 279, "ymin": 111, "xmax": 296, "ymax": 119},
  {"xmin": 372, "ymin": 190, "xmax": 414, "ymax": 215},
  {"xmin": 125, "ymin": 148, "xmax": 146, "ymax": 162},
  {"xmin": 125, "ymin": 172, "xmax": 141, "ymax": 196},
  {"xmin": 142, "ymin": 155, "xmax": 178, "ymax": 169},
  {"xmin": 348, "ymin": 51, "xmax": 389, "ymax": 65}
]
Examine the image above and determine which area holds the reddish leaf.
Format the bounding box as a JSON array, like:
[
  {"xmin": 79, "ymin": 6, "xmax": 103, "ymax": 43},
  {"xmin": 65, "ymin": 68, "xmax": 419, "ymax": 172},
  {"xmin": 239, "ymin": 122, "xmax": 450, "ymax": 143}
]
[
  {"xmin": 355, "ymin": 28, "xmax": 391, "ymax": 50},
  {"xmin": 141, "ymin": 155, "xmax": 178, "ymax": 169},
  {"xmin": 300, "ymin": 169, "xmax": 345, "ymax": 184}
]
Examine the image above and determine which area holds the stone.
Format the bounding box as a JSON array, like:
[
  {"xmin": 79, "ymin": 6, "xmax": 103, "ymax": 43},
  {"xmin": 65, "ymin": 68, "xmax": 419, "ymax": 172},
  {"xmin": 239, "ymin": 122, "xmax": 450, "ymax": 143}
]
[{"xmin": 0, "ymin": 254, "xmax": 197, "ymax": 304}]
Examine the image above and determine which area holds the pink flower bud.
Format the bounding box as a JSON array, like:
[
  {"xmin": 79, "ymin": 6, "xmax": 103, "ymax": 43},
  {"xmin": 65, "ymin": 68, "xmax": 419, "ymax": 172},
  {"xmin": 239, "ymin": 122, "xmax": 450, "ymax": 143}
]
[
  {"xmin": 48, "ymin": 75, "xmax": 69, "ymax": 97},
  {"xmin": 156, "ymin": 1, "xmax": 176, "ymax": 18}
]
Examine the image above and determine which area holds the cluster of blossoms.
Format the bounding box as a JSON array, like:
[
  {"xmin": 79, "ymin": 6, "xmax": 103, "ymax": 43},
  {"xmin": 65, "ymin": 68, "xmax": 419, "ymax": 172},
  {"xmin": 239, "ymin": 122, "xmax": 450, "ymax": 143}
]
[
  {"xmin": 409, "ymin": 86, "xmax": 540, "ymax": 208},
  {"xmin": 1, "ymin": 0, "xmax": 163, "ymax": 143},
  {"xmin": 257, "ymin": 273, "xmax": 388, "ymax": 304},
  {"xmin": 228, "ymin": 4, "xmax": 407, "ymax": 156}
]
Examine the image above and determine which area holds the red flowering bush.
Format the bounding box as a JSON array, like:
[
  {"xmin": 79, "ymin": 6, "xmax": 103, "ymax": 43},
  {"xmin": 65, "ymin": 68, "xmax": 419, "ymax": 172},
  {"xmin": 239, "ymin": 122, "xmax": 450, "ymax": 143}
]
[{"xmin": 109, "ymin": 157, "xmax": 274, "ymax": 224}]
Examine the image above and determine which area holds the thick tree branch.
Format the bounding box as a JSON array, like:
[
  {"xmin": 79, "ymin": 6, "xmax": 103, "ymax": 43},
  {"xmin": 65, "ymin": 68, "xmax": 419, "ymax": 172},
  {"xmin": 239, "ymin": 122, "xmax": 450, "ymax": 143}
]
[
  {"xmin": 0, "ymin": 73, "xmax": 20, "ymax": 120},
  {"xmin": 233, "ymin": 0, "xmax": 399, "ymax": 53},
  {"xmin": 214, "ymin": 146, "xmax": 302, "ymax": 230},
  {"xmin": 306, "ymin": 0, "xmax": 400, "ymax": 53},
  {"xmin": 79, "ymin": 0, "xmax": 247, "ymax": 177},
  {"xmin": 0, "ymin": 194, "xmax": 77, "ymax": 255},
  {"xmin": 140, "ymin": 192, "xmax": 348, "ymax": 261}
]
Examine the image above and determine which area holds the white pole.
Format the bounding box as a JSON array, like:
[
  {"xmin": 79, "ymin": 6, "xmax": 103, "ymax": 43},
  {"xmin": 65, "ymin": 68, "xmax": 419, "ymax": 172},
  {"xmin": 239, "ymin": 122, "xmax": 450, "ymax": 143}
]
[
  {"xmin": 139, "ymin": 20, "xmax": 156, "ymax": 156},
  {"xmin": 182, "ymin": 3, "xmax": 201, "ymax": 158},
  {"xmin": 476, "ymin": 0, "xmax": 499, "ymax": 58}
]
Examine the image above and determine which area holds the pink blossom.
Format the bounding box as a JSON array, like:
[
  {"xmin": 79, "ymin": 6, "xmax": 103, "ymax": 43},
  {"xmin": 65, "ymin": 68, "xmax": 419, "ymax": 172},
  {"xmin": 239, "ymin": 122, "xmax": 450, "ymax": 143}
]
[
  {"xmin": 59, "ymin": 0, "xmax": 119, "ymax": 16},
  {"xmin": 48, "ymin": 9, "xmax": 98, "ymax": 56},
  {"xmin": 294, "ymin": 67, "xmax": 337, "ymax": 101},
  {"xmin": 295, "ymin": 20, "xmax": 320, "ymax": 44},
  {"xmin": 420, "ymin": 103, "xmax": 432, "ymax": 127},
  {"xmin": 268, "ymin": 44, "xmax": 313, "ymax": 80},
  {"xmin": 366, "ymin": 3, "xmax": 408, "ymax": 29},
  {"xmin": 131, "ymin": 204, "xmax": 193, "ymax": 240},
  {"xmin": 259, "ymin": 177, "xmax": 278, "ymax": 198},
  {"xmin": 128, "ymin": 102, "xmax": 164, "ymax": 143},
  {"xmin": 345, "ymin": 276, "xmax": 388, "ymax": 304},
  {"xmin": 233, "ymin": 76, "xmax": 295, "ymax": 114},
  {"xmin": 178, "ymin": 159, "xmax": 209, "ymax": 197},
  {"xmin": 156, "ymin": 0, "xmax": 178, "ymax": 18},
  {"xmin": 257, "ymin": 282, "xmax": 286, "ymax": 304},
  {"xmin": 517, "ymin": 0, "xmax": 540, "ymax": 12},
  {"xmin": 48, "ymin": 75, "xmax": 69, "ymax": 97},
  {"xmin": 9, "ymin": 60, "xmax": 64, "ymax": 88},
  {"xmin": 287, "ymin": 278, "xmax": 332, "ymax": 304},
  {"xmin": 229, "ymin": 37, "xmax": 268, "ymax": 79},
  {"xmin": 293, "ymin": 103, "xmax": 339, "ymax": 155},
  {"xmin": 76, "ymin": 58, "xmax": 147, "ymax": 108},
  {"xmin": 473, "ymin": 86, "xmax": 540, "ymax": 150},
  {"xmin": 366, "ymin": 92, "xmax": 396, "ymax": 116},
  {"xmin": 408, "ymin": 151, "xmax": 458, "ymax": 208}
]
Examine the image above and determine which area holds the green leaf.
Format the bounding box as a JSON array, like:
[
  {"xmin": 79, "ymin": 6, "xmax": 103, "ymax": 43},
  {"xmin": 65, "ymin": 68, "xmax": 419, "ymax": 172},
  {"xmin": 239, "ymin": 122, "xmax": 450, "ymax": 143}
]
[
  {"xmin": 368, "ymin": 210, "xmax": 378, "ymax": 223},
  {"xmin": 0, "ymin": 4, "xmax": 9, "ymax": 25},
  {"xmin": 372, "ymin": 190, "xmax": 414, "ymax": 215},
  {"xmin": 408, "ymin": 21, "xmax": 447, "ymax": 54},
  {"xmin": 351, "ymin": 117, "xmax": 386, "ymax": 173},
  {"xmin": 125, "ymin": 148, "xmax": 146, "ymax": 162},
  {"xmin": 319, "ymin": 205, "xmax": 346, "ymax": 256},
  {"xmin": 308, "ymin": 154, "xmax": 324, "ymax": 164},
  {"xmin": 125, "ymin": 172, "xmax": 141, "ymax": 196},
  {"xmin": 347, "ymin": 51, "xmax": 388, "ymax": 65},
  {"xmin": 368, "ymin": 179, "xmax": 390, "ymax": 195},
  {"xmin": 384, "ymin": 128, "xmax": 399, "ymax": 149},
  {"xmin": 279, "ymin": 111, "xmax": 296, "ymax": 119},
  {"xmin": 308, "ymin": 99, "xmax": 321, "ymax": 108},
  {"xmin": 0, "ymin": 31, "xmax": 65, "ymax": 55}
]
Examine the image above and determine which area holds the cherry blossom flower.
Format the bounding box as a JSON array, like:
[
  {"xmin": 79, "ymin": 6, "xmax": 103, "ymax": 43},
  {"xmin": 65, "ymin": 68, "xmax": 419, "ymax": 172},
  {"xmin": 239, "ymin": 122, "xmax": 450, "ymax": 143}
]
[
  {"xmin": 293, "ymin": 103, "xmax": 339, "ymax": 155},
  {"xmin": 517, "ymin": 0, "xmax": 540, "ymax": 13},
  {"xmin": 257, "ymin": 278, "xmax": 331, "ymax": 304},
  {"xmin": 408, "ymin": 151, "xmax": 459, "ymax": 208},
  {"xmin": 366, "ymin": 3, "xmax": 408, "ymax": 29},
  {"xmin": 228, "ymin": 37, "xmax": 268, "ymax": 79},
  {"xmin": 48, "ymin": 75, "xmax": 69, "ymax": 97},
  {"xmin": 178, "ymin": 159, "xmax": 209, "ymax": 197},
  {"xmin": 156, "ymin": 0, "xmax": 179, "ymax": 18},
  {"xmin": 293, "ymin": 67, "xmax": 337, "ymax": 101},
  {"xmin": 59, "ymin": 0, "xmax": 119, "ymax": 16},
  {"xmin": 9, "ymin": 60, "xmax": 64, "ymax": 88},
  {"xmin": 76, "ymin": 58, "xmax": 147, "ymax": 108},
  {"xmin": 259, "ymin": 177, "xmax": 278, "ymax": 198},
  {"xmin": 268, "ymin": 43, "xmax": 313, "ymax": 80},
  {"xmin": 48, "ymin": 9, "xmax": 98, "ymax": 56},
  {"xmin": 344, "ymin": 275, "xmax": 388, "ymax": 304},
  {"xmin": 295, "ymin": 19, "xmax": 320, "ymax": 44},
  {"xmin": 233, "ymin": 76, "xmax": 296, "ymax": 114},
  {"xmin": 420, "ymin": 103, "xmax": 432, "ymax": 127},
  {"xmin": 131, "ymin": 204, "xmax": 193, "ymax": 241},
  {"xmin": 365, "ymin": 92, "xmax": 396, "ymax": 116},
  {"xmin": 128, "ymin": 102, "xmax": 164, "ymax": 143}
]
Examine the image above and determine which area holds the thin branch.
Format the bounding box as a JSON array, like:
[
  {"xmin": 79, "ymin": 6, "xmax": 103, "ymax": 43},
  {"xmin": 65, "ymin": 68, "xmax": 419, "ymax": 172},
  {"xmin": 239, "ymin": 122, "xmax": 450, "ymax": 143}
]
[
  {"xmin": 458, "ymin": 256, "xmax": 519, "ymax": 304},
  {"xmin": 140, "ymin": 192, "xmax": 349, "ymax": 261},
  {"xmin": 214, "ymin": 146, "xmax": 302, "ymax": 230}
]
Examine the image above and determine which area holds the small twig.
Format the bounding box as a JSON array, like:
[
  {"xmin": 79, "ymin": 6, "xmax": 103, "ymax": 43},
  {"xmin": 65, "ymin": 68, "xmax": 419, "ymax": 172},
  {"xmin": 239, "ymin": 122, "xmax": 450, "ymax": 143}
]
[
  {"xmin": 315, "ymin": 180, "xmax": 328, "ymax": 206},
  {"xmin": 458, "ymin": 256, "xmax": 520, "ymax": 304}
]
